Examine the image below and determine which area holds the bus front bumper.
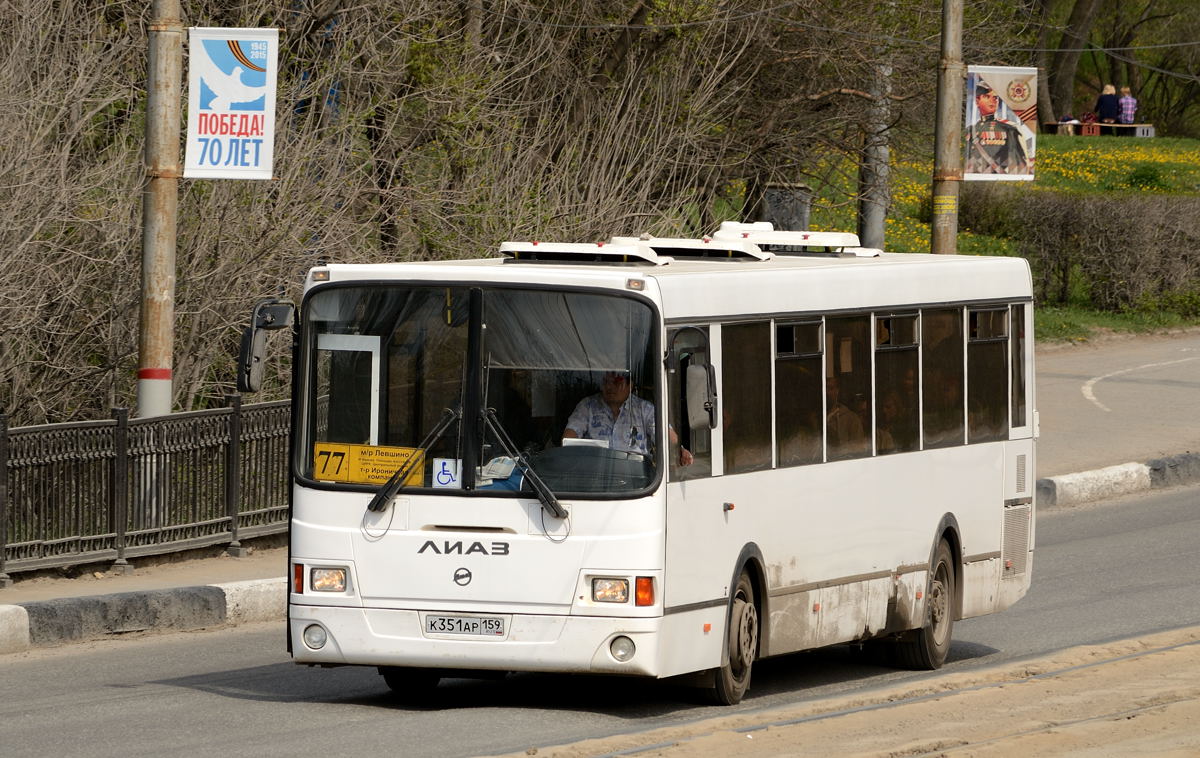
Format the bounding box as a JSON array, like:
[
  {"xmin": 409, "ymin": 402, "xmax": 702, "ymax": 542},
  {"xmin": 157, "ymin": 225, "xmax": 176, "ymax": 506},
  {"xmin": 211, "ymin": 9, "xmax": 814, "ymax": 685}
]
[{"xmin": 290, "ymin": 603, "xmax": 668, "ymax": 677}]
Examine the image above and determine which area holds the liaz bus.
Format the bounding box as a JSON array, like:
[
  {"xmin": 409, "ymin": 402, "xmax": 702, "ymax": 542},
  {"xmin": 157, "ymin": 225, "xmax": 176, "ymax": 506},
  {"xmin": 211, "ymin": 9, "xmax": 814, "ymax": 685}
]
[{"xmin": 238, "ymin": 221, "xmax": 1035, "ymax": 705}]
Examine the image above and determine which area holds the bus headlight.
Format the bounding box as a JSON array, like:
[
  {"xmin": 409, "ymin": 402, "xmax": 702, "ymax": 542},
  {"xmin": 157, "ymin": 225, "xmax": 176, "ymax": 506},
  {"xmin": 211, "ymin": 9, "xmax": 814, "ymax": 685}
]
[
  {"xmin": 303, "ymin": 624, "xmax": 328, "ymax": 650},
  {"xmin": 592, "ymin": 578, "xmax": 629, "ymax": 603},
  {"xmin": 311, "ymin": 567, "xmax": 347, "ymax": 592},
  {"xmin": 610, "ymin": 636, "xmax": 636, "ymax": 662}
]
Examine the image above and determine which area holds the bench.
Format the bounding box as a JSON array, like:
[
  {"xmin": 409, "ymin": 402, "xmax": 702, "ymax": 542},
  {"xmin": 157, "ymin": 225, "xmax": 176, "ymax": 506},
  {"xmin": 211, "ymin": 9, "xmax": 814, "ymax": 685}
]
[{"xmin": 1077, "ymin": 123, "xmax": 1155, "ymax": 137}]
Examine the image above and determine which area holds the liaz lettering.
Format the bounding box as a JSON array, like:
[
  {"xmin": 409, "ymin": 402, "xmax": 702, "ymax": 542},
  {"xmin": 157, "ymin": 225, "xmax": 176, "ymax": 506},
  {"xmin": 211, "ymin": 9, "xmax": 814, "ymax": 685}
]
[{"xmin": 417, "ymin": 540, "xmax": 510, "ymax": 556}]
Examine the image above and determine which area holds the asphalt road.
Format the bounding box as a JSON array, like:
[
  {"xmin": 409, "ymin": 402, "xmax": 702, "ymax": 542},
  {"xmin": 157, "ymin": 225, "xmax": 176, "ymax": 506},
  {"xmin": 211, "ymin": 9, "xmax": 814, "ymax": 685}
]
[
  {"xmin": 2, "ymin": 484, "xmax": 1198, "ymax": 758},
  {"xmin": 1035, "ymin": 330, "xmax": 1200, "ymax": 477}
]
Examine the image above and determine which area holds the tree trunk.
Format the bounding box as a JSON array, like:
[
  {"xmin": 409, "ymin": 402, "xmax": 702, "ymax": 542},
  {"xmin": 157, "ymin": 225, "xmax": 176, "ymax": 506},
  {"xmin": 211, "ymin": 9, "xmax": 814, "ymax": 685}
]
[
  {"xmin": 1049, "ymin": 0, "xmax": 1104, "ymax": 118},
  {"xmin": 1034, "ymin": 0, "xmax": 1056, "ymax": 126}
]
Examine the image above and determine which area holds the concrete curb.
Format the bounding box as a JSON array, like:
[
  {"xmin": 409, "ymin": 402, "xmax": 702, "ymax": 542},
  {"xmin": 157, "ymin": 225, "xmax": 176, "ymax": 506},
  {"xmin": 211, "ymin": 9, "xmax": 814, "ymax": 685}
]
[
  {"xmin": 1037, "ymin": 451, "xmax": 1200, "ymax": 508},
  {"xmin": 0, "ymin": 577, "xmax": 286, "ymax": 654}
]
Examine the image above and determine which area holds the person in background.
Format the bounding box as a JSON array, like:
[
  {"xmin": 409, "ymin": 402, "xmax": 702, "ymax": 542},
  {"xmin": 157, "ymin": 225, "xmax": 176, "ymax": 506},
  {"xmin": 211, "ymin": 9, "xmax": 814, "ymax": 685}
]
[
  {"xmin": 1094, "ymin": 84, "xmax": 1120, "ymax": 125},
  {"xmin": 1119, "ymin": 86, "xmax": 1138, "ymax": 125}
]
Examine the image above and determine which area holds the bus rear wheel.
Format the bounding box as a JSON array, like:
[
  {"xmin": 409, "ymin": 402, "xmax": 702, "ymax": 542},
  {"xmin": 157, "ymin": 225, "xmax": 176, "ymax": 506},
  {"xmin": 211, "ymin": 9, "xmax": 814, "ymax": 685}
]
[
  {"xmin": 709, "ymin": 571, "xmax": 758, "ymax": 705},
  {"xmin": 379, "ymin": 666, "xmax": 441, "ymax": 700},
  {"xmin": 894, "ymin": 539, "xmax": 955, "ymax": 670}
]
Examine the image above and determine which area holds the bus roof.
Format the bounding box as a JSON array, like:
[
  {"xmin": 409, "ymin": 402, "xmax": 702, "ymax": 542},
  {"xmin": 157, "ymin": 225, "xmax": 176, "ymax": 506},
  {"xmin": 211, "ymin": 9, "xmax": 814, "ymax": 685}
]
[{"xmin": 307, "ymin": 231, "xmax": 1032, "ymax": 320}]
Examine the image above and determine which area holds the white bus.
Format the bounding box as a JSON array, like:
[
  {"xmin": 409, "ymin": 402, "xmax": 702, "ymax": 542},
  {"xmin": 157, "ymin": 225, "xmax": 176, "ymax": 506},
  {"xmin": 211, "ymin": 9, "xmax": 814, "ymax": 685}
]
[{"xmin": 239, "ymin": 222, "xmax": 1035, "ymax": 705}]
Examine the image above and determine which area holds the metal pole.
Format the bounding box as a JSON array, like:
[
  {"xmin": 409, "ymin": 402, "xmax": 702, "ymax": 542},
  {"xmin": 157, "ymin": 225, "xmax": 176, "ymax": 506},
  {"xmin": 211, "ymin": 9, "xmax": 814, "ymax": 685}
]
[
  {"xmin": 930, "ymin": 0, "xmax": 964, "ymax": 255},
  {"xmin": 225, "ymin": 394, "xmax": 247, "ymax": 557},
  {"xmin": 112, "ymin": 408, "xmax": 132, "ymax": 574},
  {"xmin": 0, "ymin": 414, "xmax": 10, "ymax": 587},
  {"xmin": 138, "ymin": 0, "xmax": 183, "ymax": 417}
]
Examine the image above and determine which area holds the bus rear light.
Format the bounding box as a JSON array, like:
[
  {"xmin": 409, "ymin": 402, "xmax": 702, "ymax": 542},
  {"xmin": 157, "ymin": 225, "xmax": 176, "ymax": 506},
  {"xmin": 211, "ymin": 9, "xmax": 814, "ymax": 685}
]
[
  {"xmin": 592, "ymin": 578, "xmax": 629, "ymax": 603},
  {"xmin": 311, "ymin": 567, "xmax": 347, "ymax": 592},
  {"xmin": 293, "ymin": 563, "xmax": 304, "ymax": 594},
  {"xmin": 635, "ymin": 577, "xmax": 654, "ymax": 606}
]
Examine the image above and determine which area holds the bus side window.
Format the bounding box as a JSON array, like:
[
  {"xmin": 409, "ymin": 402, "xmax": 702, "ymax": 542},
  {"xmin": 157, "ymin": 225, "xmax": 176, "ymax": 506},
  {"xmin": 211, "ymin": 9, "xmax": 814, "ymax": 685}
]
[
  {"xmin": 875, "ymin": 314, "xmax": 919, "ymax": 455},
  {"xmin": 1011, "ymin": 304, "xmax": 1027, "ymax": 428},
  {"xmin": 668, "ymin": 327, "xmax": 712, "ymax": 480},
  {"xmin": 968, "ymin": 308, "xmax": 1009, "ymax": 443},
  {"xmin": 776, "ymin": 321, "xmax": 823, "ymax": 466},
  {"xmin": 825, "ymin": 315, "xmax": 871, "ymax": 461},
  {"xmin": 723, "ymin": 322, "xmax": 772, "ymax": 474},
  {"xmin": 922, "ymin": 308, "xmax": 964, "ymax": 449}
]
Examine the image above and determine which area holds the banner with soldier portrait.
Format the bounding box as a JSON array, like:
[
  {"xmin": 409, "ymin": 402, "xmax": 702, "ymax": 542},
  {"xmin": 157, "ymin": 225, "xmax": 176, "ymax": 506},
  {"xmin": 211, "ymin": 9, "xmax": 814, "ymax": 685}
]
[{"xmin": 964, "ymin": 66, "xmax": 1037, "ymax": 181}]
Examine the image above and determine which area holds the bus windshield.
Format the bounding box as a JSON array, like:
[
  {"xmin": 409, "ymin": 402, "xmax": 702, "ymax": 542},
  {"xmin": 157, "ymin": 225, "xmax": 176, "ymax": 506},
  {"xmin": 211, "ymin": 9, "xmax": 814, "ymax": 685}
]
[{"xmin": 299, "ymin": 284, "xmax": 659, "ymax": 497}]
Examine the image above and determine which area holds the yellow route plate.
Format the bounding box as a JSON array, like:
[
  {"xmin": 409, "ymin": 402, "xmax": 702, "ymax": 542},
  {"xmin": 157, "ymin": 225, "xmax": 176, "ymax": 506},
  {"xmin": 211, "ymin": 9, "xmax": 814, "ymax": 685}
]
[{"xmin": 312, "ymin": 442, "xmax": 425, "ymax": 486}]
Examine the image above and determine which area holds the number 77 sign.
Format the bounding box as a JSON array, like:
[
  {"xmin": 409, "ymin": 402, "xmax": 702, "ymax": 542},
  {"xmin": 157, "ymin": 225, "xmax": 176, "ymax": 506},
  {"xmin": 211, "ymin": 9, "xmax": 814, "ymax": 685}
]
[
  {"xmin": 184, "ymin": 27, "xmax": 278, "ymax": 179},
  {"xmin": 312, "ymin": 443, "xmax": 426, "ymax": 487}
]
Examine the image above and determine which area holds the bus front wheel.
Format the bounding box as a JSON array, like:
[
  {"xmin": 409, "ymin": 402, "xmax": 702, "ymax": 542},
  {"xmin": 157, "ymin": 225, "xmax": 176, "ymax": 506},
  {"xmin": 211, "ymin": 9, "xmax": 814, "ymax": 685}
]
[
  {"xmin": 709, "ymin": 571, "xmax": 758, "ymax": 705},
  {"xmin": 894, "ymin": 539, "xmax": 955, "ymax": 670}
]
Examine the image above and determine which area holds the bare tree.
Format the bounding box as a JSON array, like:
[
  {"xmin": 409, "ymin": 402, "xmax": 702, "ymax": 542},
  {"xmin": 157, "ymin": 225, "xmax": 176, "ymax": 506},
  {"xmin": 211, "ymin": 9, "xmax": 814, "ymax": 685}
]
[{"xmin": 0, "ymin": 0, "xmax": 982, "ymax": 425}]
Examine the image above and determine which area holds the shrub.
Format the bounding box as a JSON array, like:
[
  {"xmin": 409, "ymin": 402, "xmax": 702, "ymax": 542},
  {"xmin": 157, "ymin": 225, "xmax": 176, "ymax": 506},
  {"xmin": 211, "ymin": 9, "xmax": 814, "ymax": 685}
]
[{"xmin": 962, "ymin": 187, "xmax": 1200, "ymax": 312}]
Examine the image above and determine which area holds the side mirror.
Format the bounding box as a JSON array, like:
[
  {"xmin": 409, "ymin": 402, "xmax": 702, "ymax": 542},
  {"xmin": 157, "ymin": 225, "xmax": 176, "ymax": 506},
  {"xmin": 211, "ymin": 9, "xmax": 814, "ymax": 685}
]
[
  {"xmin": 685, "ymin": 362, "xmax": 718, "ymax": 430},
  {"xmin": 236, "ymin": 299, "xmax": 294, "ymax": 393}
]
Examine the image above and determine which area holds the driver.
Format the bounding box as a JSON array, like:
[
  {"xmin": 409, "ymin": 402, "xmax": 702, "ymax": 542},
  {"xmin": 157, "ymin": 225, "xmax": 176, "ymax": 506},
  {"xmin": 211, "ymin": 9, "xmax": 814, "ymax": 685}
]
[{"xmin": 563, "ymin": 371, "xmax": 692, "ymax": 465}]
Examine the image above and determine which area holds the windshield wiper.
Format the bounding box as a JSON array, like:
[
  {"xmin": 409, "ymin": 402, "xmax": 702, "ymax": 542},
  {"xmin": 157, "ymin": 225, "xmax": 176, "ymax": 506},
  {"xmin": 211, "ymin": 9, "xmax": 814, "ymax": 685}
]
[
  {"xmin": 482, "ymin": 408, "xmax": 568, "ymax": 519},
  {"xmin": 367, "ymin": 407, "xmax": 460, "ymax": 513}
]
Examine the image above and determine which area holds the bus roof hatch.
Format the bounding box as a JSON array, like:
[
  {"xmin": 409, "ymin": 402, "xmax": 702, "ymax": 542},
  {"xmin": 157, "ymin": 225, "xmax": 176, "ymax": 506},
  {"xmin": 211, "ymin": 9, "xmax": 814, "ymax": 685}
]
[
  {"xmin": 498, "ymin": 240, "xmax": 671, "ymax": 265},
  {"xmin": 609, "ymin": 235, "xmax": 772, "ymax": 262},
  {"xmin": 713, "ymin": 221, "xmax": 876, "ymax": 256}
]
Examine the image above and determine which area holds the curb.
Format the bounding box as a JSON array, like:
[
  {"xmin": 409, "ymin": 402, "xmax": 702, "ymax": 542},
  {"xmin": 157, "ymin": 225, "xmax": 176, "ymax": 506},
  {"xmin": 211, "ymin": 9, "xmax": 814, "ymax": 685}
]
[
  {"xmin": 0, "ymin": 577, "xmax": 286, "ymax": 655},
  {"xmin": 1037, "ymin": 451, "xmax": 1200, "ymax": 508}
]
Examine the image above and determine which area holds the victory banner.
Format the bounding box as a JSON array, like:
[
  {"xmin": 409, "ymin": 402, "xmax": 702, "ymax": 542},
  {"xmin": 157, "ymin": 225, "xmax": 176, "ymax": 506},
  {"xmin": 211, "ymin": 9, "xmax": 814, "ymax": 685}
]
[
  {"xmin": 964, "ymin": 66, "xmax": 1037, "ymax": 182},
  {"xmin": 185, "ymin": 28, "xmax": 278, "ymax": 179}
]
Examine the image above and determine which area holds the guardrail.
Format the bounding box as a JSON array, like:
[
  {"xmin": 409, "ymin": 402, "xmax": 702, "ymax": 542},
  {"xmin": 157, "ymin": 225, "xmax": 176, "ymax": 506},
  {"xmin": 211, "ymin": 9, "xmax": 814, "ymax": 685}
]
[{"xmin": 0, "ymin": 397, "xmax": 290, "ymax": 584}]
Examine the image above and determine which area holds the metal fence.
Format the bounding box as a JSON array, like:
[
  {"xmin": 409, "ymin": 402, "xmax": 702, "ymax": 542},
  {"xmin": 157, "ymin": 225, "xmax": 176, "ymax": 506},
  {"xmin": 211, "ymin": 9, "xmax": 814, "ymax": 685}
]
[{"xmin": 0, "ymin": 397, "xmax": 290, "ymax": 582}]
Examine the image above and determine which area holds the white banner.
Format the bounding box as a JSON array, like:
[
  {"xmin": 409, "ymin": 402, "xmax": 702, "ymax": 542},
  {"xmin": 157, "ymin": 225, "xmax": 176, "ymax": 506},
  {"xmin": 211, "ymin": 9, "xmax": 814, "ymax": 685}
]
[
  {"xmin": 964, "ymin": 65, "xmax": 1037, "ymax": 182},
  {"xmin": 184, "ymin": 27, "xmax": 278, "ymax": 180}
]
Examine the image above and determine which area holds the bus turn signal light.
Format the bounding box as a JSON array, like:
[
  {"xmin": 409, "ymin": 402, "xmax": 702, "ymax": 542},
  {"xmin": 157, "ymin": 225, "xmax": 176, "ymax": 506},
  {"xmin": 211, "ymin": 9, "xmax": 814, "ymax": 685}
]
[
  {"xmin": 293, "ymin": 563, "xmax": 304, "ymax": 594},
  {"xmin": 635, "ymin": 577, "xmax": 654, "ymax": 606}
]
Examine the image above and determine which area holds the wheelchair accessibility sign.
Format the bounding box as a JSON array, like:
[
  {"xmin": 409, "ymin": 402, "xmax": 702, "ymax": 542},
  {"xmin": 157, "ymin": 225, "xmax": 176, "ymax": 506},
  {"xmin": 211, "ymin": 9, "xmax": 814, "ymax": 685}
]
[{"xmin": 432, "ymin": 458, "xmax": 462, "ymax": 488}]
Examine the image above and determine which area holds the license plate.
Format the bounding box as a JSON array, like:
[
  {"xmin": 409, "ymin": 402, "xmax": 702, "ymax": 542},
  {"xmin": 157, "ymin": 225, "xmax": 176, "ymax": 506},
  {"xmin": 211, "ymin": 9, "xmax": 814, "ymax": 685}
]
[{"xmin": 425, "ymin": 614, "xmax": 505, "ymax": 636}]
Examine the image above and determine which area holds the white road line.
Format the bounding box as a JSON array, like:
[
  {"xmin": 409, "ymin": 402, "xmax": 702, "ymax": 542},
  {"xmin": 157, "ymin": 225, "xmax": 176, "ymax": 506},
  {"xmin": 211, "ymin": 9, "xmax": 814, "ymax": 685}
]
[{"xmin": 1081, "ymin": 357, "xmax": 1200, "ymax": 412}]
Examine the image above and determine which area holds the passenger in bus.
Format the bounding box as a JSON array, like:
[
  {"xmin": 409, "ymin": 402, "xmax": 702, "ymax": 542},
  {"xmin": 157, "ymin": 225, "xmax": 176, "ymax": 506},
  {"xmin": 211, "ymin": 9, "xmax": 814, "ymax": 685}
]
[
  {"xmin": 923, "ymin": 367, "xmax": 964, "ymax": 447},
  {"xmin": 826, "ymin": 374, "xmax": 867, "ymax": 457},
  {"xmin": 877, "ymin": 390, "xmax": 913, "ymax": 454},
  {"xmin": 564, "ymin": 371, "xmax": 693, "ymax": 465}
]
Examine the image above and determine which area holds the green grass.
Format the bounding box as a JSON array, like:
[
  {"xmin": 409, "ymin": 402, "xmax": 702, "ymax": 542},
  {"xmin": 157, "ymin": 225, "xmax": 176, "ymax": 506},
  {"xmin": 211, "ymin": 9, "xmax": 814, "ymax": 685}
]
[
  {"xmin": 1034, "ymin": 135, "xmax": 1200, "ymax": 195},
  {"xmin": 1035, "ymin": 305, "xmax": 1200, "ymax": 343}
]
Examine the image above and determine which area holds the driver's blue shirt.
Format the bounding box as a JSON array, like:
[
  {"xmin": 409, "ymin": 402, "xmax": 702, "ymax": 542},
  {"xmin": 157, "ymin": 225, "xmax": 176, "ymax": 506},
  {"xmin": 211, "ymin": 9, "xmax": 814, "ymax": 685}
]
[{"xmin": 564, "ymin": 394, "xmax": 656, "ymax": 455}]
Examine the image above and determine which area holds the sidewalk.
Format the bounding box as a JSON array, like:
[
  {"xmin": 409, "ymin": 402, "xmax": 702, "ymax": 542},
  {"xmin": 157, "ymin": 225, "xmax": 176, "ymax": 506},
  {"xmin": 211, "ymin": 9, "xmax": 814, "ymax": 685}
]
[{"xmin": 2, "ymin": 333, "xmax": 1199, "ymax": 653}]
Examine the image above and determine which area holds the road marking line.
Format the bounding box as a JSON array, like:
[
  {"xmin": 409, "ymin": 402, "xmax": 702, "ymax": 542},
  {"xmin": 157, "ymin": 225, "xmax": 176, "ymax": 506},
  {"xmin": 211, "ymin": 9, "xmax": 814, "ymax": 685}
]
[{"xmin": 1082, "ymin": 357, "xmax": 1200, "ymax": 412}]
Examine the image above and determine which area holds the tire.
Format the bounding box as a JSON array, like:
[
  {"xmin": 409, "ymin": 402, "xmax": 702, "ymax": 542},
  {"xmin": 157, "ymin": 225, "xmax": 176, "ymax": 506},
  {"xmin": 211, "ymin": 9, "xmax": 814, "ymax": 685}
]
[
  {"xmin": 708, "ymin": 571, "xmax": 758, "ymax": 705},
  {"xmin": 378, "ymin": 666, "xmax": 441, "ymax": 700},
  {"xmin": 894, "ymin": 539, "xmax": 955, "ymax": 670}
]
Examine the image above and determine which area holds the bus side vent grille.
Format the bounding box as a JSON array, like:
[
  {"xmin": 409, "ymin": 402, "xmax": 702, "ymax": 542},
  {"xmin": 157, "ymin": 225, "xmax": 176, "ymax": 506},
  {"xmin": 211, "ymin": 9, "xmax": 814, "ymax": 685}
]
[
  {"xmin": 1015, "ymin": 454, "xmax": 1027, "ymax": 493},
  {"xmin": 1002, "ymin": 505, "xmax": 1031, "ymax": 578}
]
